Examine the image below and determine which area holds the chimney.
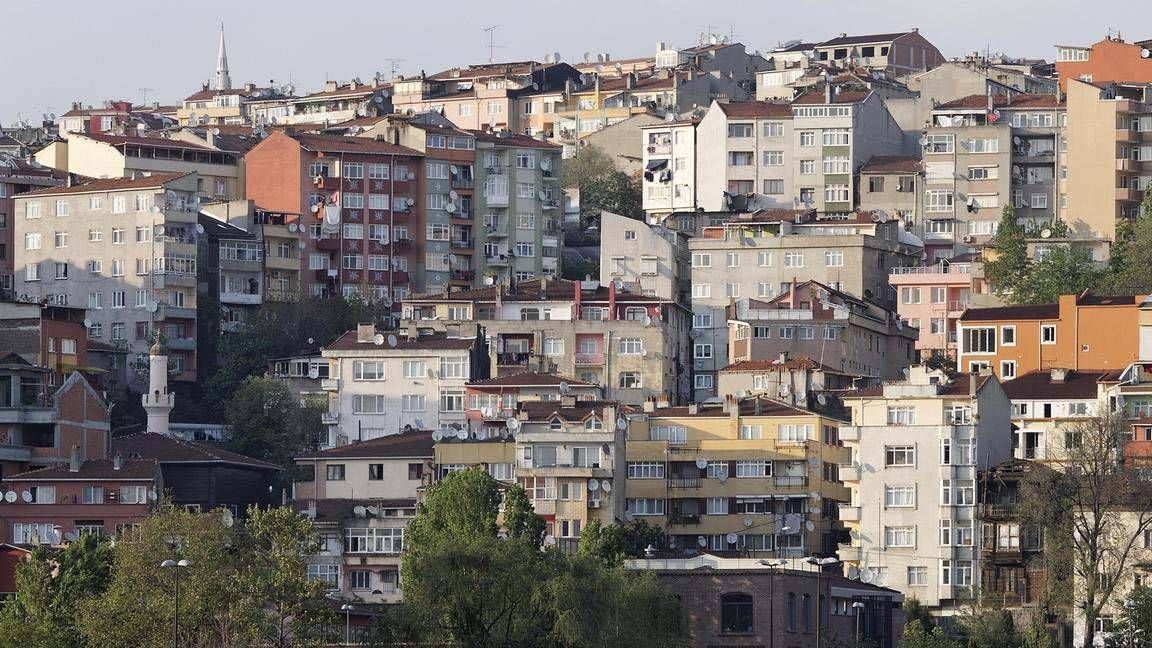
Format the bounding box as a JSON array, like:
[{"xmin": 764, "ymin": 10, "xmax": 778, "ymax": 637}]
[
  {"xmin": 324, "ymin": 80, "xmax": 339, "ymax": 93},
  {"xmin": 69, "ymin": 445, "xmax": 82, "ymax": 472},
  {"xmin": 724, "ymin": 394, "xmax": 740, "ymax": 418},
  {"xmin": 778, "ymin": 351, "xmax": 790, "ymax": 364},
  {"xmin": 244, "ymin": 82, "xmax": 256, "ymax": 92},
  {"xmin": 656, "ymin": 392, "xmax": 670, "ymax": 408},
  {"xmin": 969, "ymin": 372, "xmax": 977, "ymax": 397},
  {"xmin": 1050, "ymin": 367, "xmax": 1069, "ymax": 383},
  {"xmin": 206, "ymin": 128, "xmax": 217, "ymax": 148},
  {"xmin": 356, "ymin": 323, "xmax": 376, "ymax": 343},
  {"xmin": 642, "ymin": 397, "xmax": 656, "ymax": 413},
  {"xmin": 113, "ymin": 453, "xmax": 123, "ymax": 471},
  {"xmin": 561, "ymin": 394, "xmax": 577, "ymax": 408},
  {"xmin": 687, "ymin": 403, "xmax": 699, "ymax": 415}
]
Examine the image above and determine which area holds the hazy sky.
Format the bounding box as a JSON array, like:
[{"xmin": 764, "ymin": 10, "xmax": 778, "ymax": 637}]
[{"xmin": 2, "ymin": 0, "xmax": 1141, "ymax": 125}]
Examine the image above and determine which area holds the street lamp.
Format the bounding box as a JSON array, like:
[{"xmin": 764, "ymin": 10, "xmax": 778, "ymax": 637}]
[
  {"xmin": 341, "ymin": 603, "xmax": 354, "ymax": 644},
  {"xmin": 759, "ymin": 559, "xmax": 787, "ymax": 648},
  {"xmin": 160, "ymin": 559, "xmax": 191, "ymax": 648},
  {"xmin": 852, "ymin": 601, "xmax": 866, "ymax": 647},
  {"xmin": 806, "ymin": 556, "xmax": 840, "ymax": 648}
]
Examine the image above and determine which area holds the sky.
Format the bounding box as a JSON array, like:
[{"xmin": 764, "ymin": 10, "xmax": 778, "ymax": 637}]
[{"xmin": 2, "ymin": 0, "xmax": 1143, "ymax": 125}]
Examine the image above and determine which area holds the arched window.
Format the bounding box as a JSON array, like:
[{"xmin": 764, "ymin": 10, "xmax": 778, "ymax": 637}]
[
  {"xmin": 802, "ymin": 593, "xmax": 813, "ymax": 632},
  {"xmin": 720, "ymin": 592, "xmax": 754, "ymax": 634},
  {"xmin": 786, "ymin": 592, "xmax": 797, "ymax": 631}
]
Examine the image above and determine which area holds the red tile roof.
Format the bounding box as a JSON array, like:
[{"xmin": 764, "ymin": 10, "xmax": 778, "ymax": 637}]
[
  {"xmin": 324, "ymin": 330, "xmax": 476, "ymax": 352},
  {"xmin": 721, "ymin": 358, "xmax": 846, "ymax": 374},
  {"xmin": 518, "ymin": 400, "xmax": 621, "ymax": 423},
  {"xmin": 4, "ymin": 459, "xmax": 159, "ymax": 481},
  {"xmin": 112, "ymin": 433, "xmax": 281, "ymax": 470},
  {"xmin": 718, "ymin": 101, "xmax": 793, "ymax": 119},
  {"xmin": 17, "ymin": 172, "xmax": 189, "ymax": 198},
  {"xmin": 468, "ymin": 130, "xmax": 561, "ymax": 150},
  {"xmin": 935, "ymin": 93, "xmax": 1063, "ymax": 110},
  {"xmin": 183, "ymin": 88, "xmax": 258, "ymax": 102},
  {"xmin": 467, "ymin": 372, "xmax": 596, "ymax": 388},
  {"xmin": 860, "ymin": 155, "xmax": 922, "ymax": 174},
  {"xmin": 287, "ymin": 132, "xmax": 422, "ymax": 157},
  {"xmin": 1001, "ymin": 370, "xmax": 1105, "ymax": 401},
  {"xmin": 426, "ymin": 61, "xmax": 546, "ymax": 81},
  {"xmin": 295, "ymin": 431, "xmax": 434, "ymax": 460}
]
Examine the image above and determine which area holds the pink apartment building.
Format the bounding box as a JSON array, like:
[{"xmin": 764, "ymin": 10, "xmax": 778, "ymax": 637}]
[{"xmin": 888, "ymin": 260, "xmax": 977, "ymax": 360}]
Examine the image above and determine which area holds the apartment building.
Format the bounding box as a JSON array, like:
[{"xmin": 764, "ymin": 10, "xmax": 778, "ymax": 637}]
[
  {"xmin": 838, "ymin": 367, "xmax": 1013, "ymax": 610},
  {"xmin": 1, "ymin": 453, "xmax": 160, "ymax": 545},
  {"xmin": 717, "ymin": 357, "xmax": 861, "ymax": 406},
  {"xmin": 957, "ymin": 293, "xmax": 1143, "ymax": 380},
  {"xmin": 812, "ymin": 30, "xmax": 944, "ymax": 75},
  {"xmin": 403, "ymin": 278, "xmax": 691, "ymax": 405},
  {"xmin": 390, "ymin": 62, "xmax": 581, "ymax": 135},
  {"xmin": 470, "ymin": 129, "xmax": 563, "ymax": 284},
  {"xmin": 35, "ymin": 133, "xmax": 242, "ymax": 201},
  {"xmin": 13, "ymin": 173, "xmax": 202, "ymax": 384},
  {"xmin": 640, "ymin": 118, "xmax": 700, "ymax": 216},
  {"xmin": 1001, "ymin": 368, "xmax": 1106, "ymax": 462},
  {"xmin": 856, "ymin": 155, "xmax": 921, "ymax": 234},
  {"xmin": 320, "ymin": 322, "xmax": 489, "ymax": 447},
  {"xmin": 727, "ymin": 280, "xmax": 916, "ymax": 382},
  {"xmin": 0, "ymin": 156, "xmax": 64, "ymax": 295},
  {"xmin": 580, "ymin": 112, "xmax": 665, "ymax": 176},
  {"xmin": 599, "ymin": 210, "xmax": 690, "ymax": 303},
  {"xmin": 1065, "ymin": 79, "xmax": 1152, "ymax": 243},
  {"xmin": 281, "ymin": 81, "xmax": 389, "ymax": 126},
  {"xmin": 57, "ymin": 100, "xmax": 136, "ymax": 135},
  {"xmin": 977, "ymin": 459, "xmax": 1053, "ymax": 610},
  {"xmin": 694, "ymin": 101, "xmax": 795, "ymax": 212},
  {"xmin": 1109, "ymin": 361, "xmax": 1152, "ymax": 468},
  {"xmin": 688, "ymin": 211, "xmax": 920, "ymax": 400},
  {"xmin": 1055, "ymin": 35, "xmax": 1152, "ymax": 92},
  {"xmin": 0, "ymin": 301, "xmax": 90, "ymax": 388},
  {"xmin": 243, "ymin": 131, "xmax": 424, "ymax": 302},
  {"xmin": 177, "ymin": 84, "xmax": 292, "ymax": 126},
  {"xmin": 514, "ymin": 399, "xmax": 624, "ymax": 545},
  {"xmin": 624, "ymin": 396, "xmax": 850, "ymax": 558},
  {"xmin": 756, "ymin": 41, "xmax": 819, "ymax": 101},
  {"xmin": 888, "ymin": 260, "xmax": 980, "ymax": 360},
  {"xmin": 293, "ymin": 431, "xmax": 434, "ymax": 603},
  {"xmin": 251, "ymin": 207, "xmax": 301, "ymax": 302},
  {"xmin": 464, "ymin": 372, "xmax": 601, "ymax": 435},
  {"xmin": 921, "ymin": 94, "xmax": 1064, "ymax": 256}
]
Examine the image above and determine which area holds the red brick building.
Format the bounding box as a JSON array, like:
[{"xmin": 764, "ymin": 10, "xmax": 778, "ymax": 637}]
[
  {"xmin": 0, "ymin": 301, "xmax": 90, "ymax": 388},
  {"xmin": 244, "ymin": 131, "xmax": 424, "ymax": 308},
  {"xmin": 0, "ymin": 543, "xmax": 30, "ymax": 596}
]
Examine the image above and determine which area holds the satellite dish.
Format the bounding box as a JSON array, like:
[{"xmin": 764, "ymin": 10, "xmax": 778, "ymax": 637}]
[
  {"xmin": 150, "ymin": 205, "xmax": 161, "ymax": 213},
  {"xmin": 154, "ymin": 224, "xmax": 166, "ymax": 237},
  {"xmin": 695, "ymin": 458, "xmax": 708, "ymax": 469},
  {"xmin": 83, "ymin": 318, "xmax": 92, "ymax": 328},
  {"xmin": 726, "ymin": 533, "xmax": 738, "ymax": 544},
  {"xmin": 810, "ymin": 506, "xmax": 822, "ymax": 514},
  {"xmin": 449, "ymin": 190, "xmax": 459, "ymax": 200},
  {"xmin": 148, "ymin": 489, "xmax": 158, "ymax": 502},
  {"xmin": 406, "ymin": 197, "xmax": 415, "ymax": 207},
  {"xmin": 540, "ymin": 158, "xmax": 551, "ymax": 171},
  {"xmin": 20, "ymin": 491, "xmax": 31, "ymax": 503},
  {"xmin": 353, "ymin": 505, "xmax": 367, "ymax": 517},
  {"xmin": 431, "ymin": 430, "xmax": 443, "ymax": 441},
  {"xmin": 860, "ymin": 568, "xmax": 875, "ymax": 584},
  {"xmin": 809, "ymin": 491, "xmax": 822, "ymax": 501},
  {"xmin": 1040, "ymin": 228, "xmax": 1053, "ymax": 239},
  {"xmin": 3, "ymin": 491, "xmax": 15, "ymax": 503},
  {"xmin": 588, "ymin": 479, "xmax": 600, "ymax": 491},
  {"xmin": 616, "ymin": 417, "xmax": 628, "ymax": 431},
  {"xmin": 367, "ymin": 506, "xmax": 379, "ymax": 516},
  {"xmin": 601, "ymin": 480, "xmax": 612, "ymax": 492},
  {"xmin": 445, "ymin": 203, "xmax": 457, "ymax": 213},
  {"xmin": 288, "ymin": 223, "xmax": 299, "ymax": 233},
  {"xmin": 805, "ymin": 520, "xmax": 815, "ymax": 532},
  {"xmin": 718, "ymin": 474, "xmax": 728, "ymax": 483},
  {"xmin": 387, "ymin": 334, "xmax": 398, "ymax": 347},
  {"xmin": 558, "ymin": 381, "xmax": 571, "ymax": 394},
  {"xmin": 65, "ymin": 531, "xmax": 78, "ymax": 542},
  {"xmin": 743, "ymin": 517, "xmax": 754, "ymax": 528},
  {"xmin": 373, "ymin": 333, "xmax": 385, "ymax": 346},
  {"xmin": 310, "ymin": 204, "xmax": 320, "ymax": 213},
  {"xmin": 553, "ymin": 51, "xmax": 561, "ymax": 63},
  {"xmin": 736, "ymin": 390, "xmax": 747, "ymax": 398},
  {"xmin": 848, "ymin": 565, "xmax": 860, "ymax": 579},
  {"xmin": 697, "ymin": 535, "xmax": 707, "ymax": 547},
  {"xmin": 147, "ymin": 302, "xmax": 158, "ymax": 313},
  {"xmin": 1143, "ymin": 48, "xmax": 1151, "ymax": 59},
  {"xmin": 583, "ymin": 51, "xmax": 592, "ymax": 63},
  {"xmin": 538, "ymin": 190, "xmax": 548, "ymax": 201},
  {"xmin": 308, "ymin": 367, "xmax": 320, "ymax": 380},
  {"xmin": 816, "ymin": 394, "xmax": 828, "ymax": 406},
  {"xmin": 643, "ymin": 315, "xmax": 653, "ymax": 326},
  {"xmin": 456, "ymin": 429, "xmax": 468, "ymax": 440}
]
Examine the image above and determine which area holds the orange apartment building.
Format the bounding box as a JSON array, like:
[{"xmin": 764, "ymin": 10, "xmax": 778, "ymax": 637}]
[
  {"xmin": 957, "ymin": 292, "xmax": 1143, "ymax": 381},
  {"xmin": 243, "ymin": 131, "xmax": 424, "ymax": 306},
  {"xmin": 1055, "ymin": 36, "xmax": 1152, "ymax": 92}
]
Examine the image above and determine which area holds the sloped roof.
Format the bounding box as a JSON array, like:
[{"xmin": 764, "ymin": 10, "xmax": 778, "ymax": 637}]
[
  {"xmin": 518, "ymin": 400, "xmax": 621, "ymax": 423},
  {"xmin": 5, "ymin": 459, "xmax": 159, "ymax": 481},
  {"xmin": 1001, "ymin": 370, "xmax": 1106, "ymax": 401},
  {"xmin": 286, "ymin": 132, "xmax": 422, "ymax": 157},
  {"xmin": 17, "ymin": 172, "xmax": 189, "ymax": 198},
  {"xmin": 819, "ymin": 32, "xmax": 915, "ymax": 47},
  {"xmin": 649, "ymin": 397, "xmax": 815, "ymax": 418},
  {"xmin": 468, "ymin": 130, "xmax": 561, "ymax": 150},
  {"xmin": 721, "ymin": 358, "xmax": 846, "ymax": 374},
  {"xmin": 111, "ymin": 433, "xmax": 281, "ymax": 470},
  {"xmin": 843, "ymin": 373, "xmax": 990, "ymax": 398},
  {"xmin": 295, "ymin": 430, "xmax": 433, "ymax": 460},
  {"xmin": 717, "ymin": 101, "xmax": 793, "ymax": 119},
  {"xmin": 935, "ymin": 93, "xmax": 1063, "ymax": 110},
  {"xmin": 80, "ymin": 133, "xmax": 215, "ymax": 151},
  {"xmin": 960, "ymin": 303, "xmax": 1060, "ymax": 321},
  {"xmin": 324, "ymin": 330, "xmax": 475, "ymax": 352},
  {"xmin": 860, "ymin": 155, "xmax": 922, "ymax": 174},
  {"xmin": 467, "ymin": 372, "xmax": 596, "ymax": 388}
]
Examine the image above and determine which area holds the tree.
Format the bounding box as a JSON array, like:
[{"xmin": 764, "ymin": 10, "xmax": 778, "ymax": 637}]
[
  {"xmin": 1105, "ymin": 585, "xmax": 1152, "ymax": 648},
  {"xmin": 956, "ymin": 607, "xmax": 1021, "ymax": 648},
  {"xmin": 901, "ymin": 597, "xmax": 936, "ymax": 632},
  {"xmin": 560, "ymin": 145, "xmax": 617, "ymax": 188},
  {"xmin": 899, "ymin": 619, "xmax": 961, "ymax": 648},
  {"xmin": 1103, "ymin": 186, "xmax": 1152, "ymax": 295},
  {"xmin": 0, "ymin": 534, "xmax": 114, "ymax": 648},
  {"xmin": 983, "ymin": 205, "xmax": 1031, "ymax": 298},
  {"xmin": 560, "ymin": 144, "xmax": 642, "ymax": 223},
  {"xmin": 1018, "ymin": 413, "xmax": 1152, "ymax": 648},
  {"xmin": 224, "ymin": 376, "xmax": 317, "ymax": 468},
  {"xmin": 1011, "ymin": 246, "xmax": 1102, "ymax": 305},
  {"xmin": 578, "ymin": 520, "xmax": 667, "ymax": 566}
]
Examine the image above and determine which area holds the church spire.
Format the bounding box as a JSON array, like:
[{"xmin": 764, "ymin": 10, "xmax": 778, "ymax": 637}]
[{"xmin": 214, "ymin": 23, "xmax": 232, "ymax": 91}]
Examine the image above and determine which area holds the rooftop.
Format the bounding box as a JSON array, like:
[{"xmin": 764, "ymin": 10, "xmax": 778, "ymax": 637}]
[
  {"xmin": 111, "ymin": 433, "xmax": 281, "ymax": 470},
  {"xmin": 467, "ymin": 372, "xmax": 596, "ymax": 388},
  {"xmin": 17, "ymin": 172, "xmax": 189, "ymax": 198},
  {"xmin": 4, "ymin": 459, "xmax": 159, "ymax": 481},
  {"xmin": 818, "ymin": 31, "xmax": 917, "ymax": 47},
  {"xmin": 287, "ymin": 132, "xmax": 422, "ymax": 157},
  {"xmin": 843, "ymin": 372, "xmax": 990, "ymax": 398},
  {"xmin": 295, "ymin": 430, "xmax": 433, "ymax": 460},
  {"xmin": 407, "ymin": 278, "xmax": 669, "ymax": 304},
  {"xmin": 649, "ymin": 396, "xmax": 815, "ymax": 419},
  {"xmin": 468, "ymin": 130, "xmax": 561, "ymax": 150},
  {"xmin": 717, "ymin": 101, "xmax": 793, "ymax": 119},
  {"xmin": 518, "ymin": 400, "xmax": 620, "ymax": 423},
  {"xmin": 1001, "ymin": 370, "xmax": 1106, "ymax": 401},
  {"xmin": 324, "ymin": 330, "xmax": 476, "ymax": 352},
  {"xmin": 721, "ymin": 357, "xmax": 846, "ymax": 374},
  {"xmin": 293, "ymin": 498, "xmax": 417, "ymax": 521},
  {"xmin": 792, "ymin": 89, "xmax": 871, "ymax": 105},
  {"xmin": 935, "ymin": 93, "xmax": 1063, "ymax": 110},
  {"xmin": 860, "ymin": 155, "xmax": 922, "ymax": 174},
  {"xmin": 80, "ymin": 132, "xmax": 216, "ymax": 151}
]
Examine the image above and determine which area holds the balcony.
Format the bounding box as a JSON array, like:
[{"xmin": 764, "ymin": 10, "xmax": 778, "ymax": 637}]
[
  {"xmin": 948, "ymin": 300, "xmax": 970, "ymax": 313},
  {"xmin": 1116, "ymin": 128, "xmax": 1139, "ymax": 142},
  {"xmin": 668, "ymin": 513, "xmax": 701, "ymax": 526},
  {"xmin": 890, "ymin": 263, "xmax": 973, "ymax": 276},
  {"xmin": 450, "ymin": 211, "xmax": 473, "ymax": 221},
  {"xmin": 541, "ymin": 199, "xmax": 559, "ymax": 210},
  {"xmin": 484, "ymin": 227, "xmax": 509, "ymax": 239},
  {"xmin": 574, "ymin": 353, "xmax": 604, "ymax": 366},
  {"xmin": 451, "ymin": 179, "xmax": 474, "ymax": 190},
  {"xmin": 391, "ymin": 237, "xmax": 413, "ymax": 251},
  {"xmin": 321, "ymin": 411, "xmax": 339, "ymax": 425},
  {"xmin": 838, "ymin": 505, "xmax": 861, "ymax": 522},
  {"xmin": 486, "ymin": 255, "xmax": 511, "ymax": 267},
  {"xmin": 497, "ymin": 352, "xmax": 531, "ymax": 367},
  {"xmin": 450, "ymin": 270, "xmax": 475, "ymax": 282},
  {"xmin": 167, "ymin": 337, "xmax": 197, "ymax": 351},
  {"xmin": 666, "ymin": 477, "xmax": 701, "ymax": 489},
  {"xmin": 312, "ymin": 175, "xmax": 339, "ymax": 190},
  {"xmin": 980, "ymin": 503, "xmax": 1018, "ymax": 519},
  {"xmin": 837, "ymin": 544, "xmax": 862, "ymax": 562},
  {"xmin": 450, "ymin": 238, "xmax": 474, "ymax": 251},
  {"xmin": 316, "ymin": 237, "xmax": 341, "ymax": 252},
  {"xmin": 484, "ymin": 165, "xmax": 506, "ymax": 176},
  {"xmin": 321, "ymin": 378, "xmax": 340, "ymax": 391},
  {"xmin": 647, "ymin": 144, "xmax": 672, "ymax": 156},
  {"xmin": 1117, "ymin": 187, "xmax": 1143, "ymax": 201},
  {"xmin": 485, "ymin": 193, "xmax": 509, "ymax": 207},
  {"xmin": 0, "ymin": 444, "xmax": 32, "ymax": 462},
  {"xmin": 774, "ymin": 476, "xmax": 809, "ymax": 487},
  {"xmin": 1117, "ymin": 158, "xmax": 1139, "ymax": 172},
  {"xmin": 220, "ymin": 291, "xmax": 262, "ymax": 305}
]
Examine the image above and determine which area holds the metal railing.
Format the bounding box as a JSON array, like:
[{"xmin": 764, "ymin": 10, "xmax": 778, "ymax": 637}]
[{"xmin": 890, "ymin": 264, "xmax": 972, "ymax": 275}]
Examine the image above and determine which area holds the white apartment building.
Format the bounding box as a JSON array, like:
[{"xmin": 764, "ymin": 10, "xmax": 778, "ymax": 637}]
[
  {"xmin": 693, "ymin": 100, "xmax": 795, "ymax": 213},
  {"xmin": 838, "ymin": 366, "xmax": 1013, "ymax": 611},
  {"xmin": 13, "ymin": 173, "xmax": 202, "ymax": 383},
  {"xmin": 320, "ymin": 323, "xmax": 487, "ymax": 447},
  {"xmin": 640, "ymin": 118, "xmax": 699, "ymax": 216},
  {"xmin": 598, "ymin": 210, "xmax": 690, "ymax": 303},
  {"xmin": 1001, "ymin": 368, "xmax": 1107, "ymax": 463}
]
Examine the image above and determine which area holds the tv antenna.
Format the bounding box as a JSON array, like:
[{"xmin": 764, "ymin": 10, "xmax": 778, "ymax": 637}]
[
  {"xmin": 382, "ymin": 58, "xmax": 406, "ymax": 78},
  {"xmin": 138, "ymin": 87, "xmax": 155, "ymax": 105},
  {"xmin": 484, "ymin": 25, "xmax": 504, "ymax": 63}
]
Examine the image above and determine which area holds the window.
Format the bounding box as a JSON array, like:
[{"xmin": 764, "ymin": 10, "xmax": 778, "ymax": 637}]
[
  {"xmin": 707, "ymin": 497, "xmax": 728, "ymax": 514},
  {"xmin": 762, "ymin": 179, "xmax": 784, "ymax": 194},
  {"xmin": 884, "ymin": 485, "xmax": 915, "ymax": 507},
  {"xmin": 784, "ymin": 251, "xmax": 804, "ymax": 268},
  {"xmin": 763, "ymin": 122, "xmax": 784, "ymax": 137},
  {"xmin": 81, "ymin": 486, "xmax": 104, "ymax": 504},
  {"xmin": 825, "ymin": 250, "xmax": 843, "ymax": 267},
  {"xmin": 440, "ymin": 390, "xmax": 465, "ymax": 412},
  {"xmin": 778, "ymin": 424, "xmax": 809, "ymax": 443},
  {"xmin": 887, "ymin": 407, "xmax": 916, "ymax": 425},
  {"xmin": 54, "ymin": 231, "xmax": 68, "ymax": 248},
  {"xmin": 926, "ymin": 134, "xmax": 954, "ymax": 153},
  {"xmin": 885, "ymin": 526, "xmax": 915, "ymax": 547},
  {"xmin": 721, "ymin": 593, "xmax": 754, "ymax": 634},
  {"xmin": 440, "ymin": 356, "xmax": 469, "ymax": 379},
  {"xmin": 907, "ymin": 566, "xmax": 928, "ymax": 586},
  {"xmin": 885, "ymin": 445, "xmax": 915, "ymax": 467},
  {"xmin": 353, "ymin": 361, "xmax": 385, "ymax": 381},
  {"xmin": 628, "ymin": 462, "xmax": 665, "ymax": 479},
  {"xmin": 925, "ymin": 190, "xmax": 954, "ymax": 212},
  {"xmin": 345, "ymin": 527, "xmax": 404, "ymax": 554},
  {"xmin": 763, "ymin": 150, "xmax": 784, "ymax": 166},
  {"xmin": 822, "ymin": 156, "xmax": 850, "ymax": 174},
  {"xmin": 726, "ymin": 283, "xmax": 740, "ymax": 298},
  {"xmin": 618, "ymin": 337, "xmax": 644, "ymax": 354},
  {"xmin": 727, "ymin": 123, "xmax": 753, "ymax": 138},
  {"xmin": 650, "ymin": 425, "xmax": 687, "ymax": 443},
  {"xmin": 342, "ymin": 193, "xmax": 364, "ymax": 209},
  {"xmin": 694, "ymin": 344, "xmax": 713, "ymax": 359},
  {"xmin": 692, "ymin": 284, "xmax": 710, "ymax": 299},
  {"xmin": 24, "ymin": 232, "xmax": 41, "ymax": 250},
  {"xmin": 543, "ymin": 338, "xmax": 564, "ymax": 355},
  {"xmin": 402, "ymin": 395, "xmax": 426, "ymax": 411},
  {"xmin": 822, "ymin": 129, "xmax": 849, "ymax": 146},
  {"xmin": 694, "ymin": 374, "xmax": 714, "ymax": 390},
  {"xmin": 691, "ymin": 253, "xmax": 711, "ymax": 267},
  {"xmin": 736, "ymin": 461, "xmax": 770, "ymax": 478},
  {"xmin": 963, "ymin": 327, "xmax": 996, "ymax": 353},
  {"xmin": 1030, "ymin": 193, "xmax": 1048, "ymax": 209},
  {"xmin": 626, "ymin": 498, "xmax": 665, "ymax": 515},
  {"xmin": 618, "ymin": 372, "xmax": 642, "ymax": 389},
  {"xmin": 1041, "ymin": 325, "xmax": 1056, "ymax": 344},
  {"xmin": 799, "ymin": 131, "xmax": 816, "ymax": 147},
  {"xmin": 824, "ymin": 184, "xmax": 849, "ymax": 202},
  {"xmin": 738, "ymin": 424, "xmax": 762, "ymax": 440},
  {"xmin": 1000, "ymin": 361, "xmax": 1017, "ymax": 379},
  {"xmin": 326, "ymin": 464, "xmax": 346, "ymax": 480},
  {"xmin": 693, "ymin": 313, "xmax": 713, "ymax": 328},
  {"xmin": 728, "ymin": 151, "xmax": 754, "ymax": 166},
  {"xmin": 112, "ymin": 291, "xmax": 126, "ymax": 308}
]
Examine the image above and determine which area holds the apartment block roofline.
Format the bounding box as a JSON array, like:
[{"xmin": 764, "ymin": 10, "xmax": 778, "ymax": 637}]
[
  {"xmin": 842, "ymin": 371, "xmax": 991, "ymax": 398},
  {"xmin": 1000, "ymin": 369, "xmax": 1108, "ymax": 400},
  {"xmin": 15, "ymin": 172, "xmax": 190, "ymax": 198},
  {"xmin": 294, "ymin": 430, "xmax": 434, "ymax": 460},
  {"xmin": 817, "ymin": 31, "xmax": 920, "ymax": 47},
  {"xmin": 466, "ymin": 371, "xmax": 596, "ymax": 388}
]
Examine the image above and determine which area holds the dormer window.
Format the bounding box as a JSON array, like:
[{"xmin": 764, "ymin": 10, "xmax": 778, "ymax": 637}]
[
  {"xmin": 549, "ymin": 418, "xmax": 563, "ymax": 431},
  {"xmin": 585, "ymin": 417, "xmax": 603, "ymax": 431}
]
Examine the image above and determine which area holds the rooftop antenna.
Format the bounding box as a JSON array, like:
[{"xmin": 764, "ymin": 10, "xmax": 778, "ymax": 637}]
[
  {"xmin": 484, "ymin": 25, "xmax": 504, "ymax": 64},
  {"xmin": 383, "ymin": 58, "xmax": 406, "ymax": 78},
  {"xmin": 138, "ymin": 87, "xmax": 155, "ymax": 105}
]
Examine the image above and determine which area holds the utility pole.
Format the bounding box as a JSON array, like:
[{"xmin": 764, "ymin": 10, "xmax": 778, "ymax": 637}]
[{"xmin": 484, "ymin": 25, "xmax": 504, "ymax": 63}]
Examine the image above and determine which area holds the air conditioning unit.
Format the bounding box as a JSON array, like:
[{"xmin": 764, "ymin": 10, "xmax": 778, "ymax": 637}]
[{"xmin": 588, "ymin": 500, "xmax": 602, "ymax": 509}]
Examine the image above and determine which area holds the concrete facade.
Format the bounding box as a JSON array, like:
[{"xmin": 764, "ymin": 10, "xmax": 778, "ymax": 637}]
[{"xmin": 599, "ymin": 210, "xmax": 690, "ymax": 303}]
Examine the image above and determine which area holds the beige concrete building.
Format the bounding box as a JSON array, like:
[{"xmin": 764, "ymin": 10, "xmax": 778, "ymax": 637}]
[
  {"xmin": 688, "ymin": 212, "xmax": 921, "ymax": 401},
  {"xmin": 599, "ymin": 210, "xmax": 690, "ymax": 303},
  {"xmin": 1000, "ymin": 368, "xmax": 1107, "ymax": 463},
  {"xmin": 581, "ymin": 112, "xmax": 665, "ymax": 176},
  {"xmin": 624, "ymin": 396, "xmax": 850, "ymax": 558},
  {"xmin": 13, "ymin": 173, "xmax": 202, "ymax": 383},
  {"xmin": 838, "ymin": 367, "xmax": 1013, "ymax": 611},
  {"xmin": 717, "ymin": 357, "xmax": 862, "ymax": 406},
  {"xmin": 403, "ymin": 278, "xmax": 691, "ymax": 405},
  {"xmin": 1065, "ymin": 79, "xmax": 1152, "ymax": 244}
]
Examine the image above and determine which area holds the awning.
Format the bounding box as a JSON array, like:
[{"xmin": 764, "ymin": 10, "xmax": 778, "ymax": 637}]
[{"xmin": 645, "ymin": 159, "xmax": 668, "ymax": 172}]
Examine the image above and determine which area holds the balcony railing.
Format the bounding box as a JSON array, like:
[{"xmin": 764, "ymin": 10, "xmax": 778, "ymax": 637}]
[
  {"xmin": 948, "ymin": 300, "xmax": 970, "ymax": 311},
  {"xmin": 451, "ymin": 179, "xmax": 474, "ymax": 190},
  {"xmin": 450, "ymin": 270, "xmax": 475, "ymax": 281},
  {"xmin": 774, "ymin": 476, "xmax": 809, "ymax": 487},
  {"xmin": 668, "ymin": 513, "xmax": 701, "ymax": 526},
  {"xmin": 574, "ymin": 353, "xmax": 604, "ymax": 366},
  {"xmin": 980, "ymin": 503, "xmax": 1018, "ymax": 518},
  {"xmin": 497, "ymin": 352, "xmax": 530, "ymax": 366},
  {"xmin": 667, "ymin": 477, "xmax": 701, "ymax": 489},
  {"xmin": 890, "ymin": 264, "xmax": 972, "ymax": 275}
]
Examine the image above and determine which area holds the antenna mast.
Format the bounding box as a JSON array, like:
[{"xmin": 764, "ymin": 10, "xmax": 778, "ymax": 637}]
[
  {"xmin": 138, "ymin": 87, "xmax": 155, "ymax": 105},
  {"xmin": 383, "ymin": 58, "xmax": 406, "ymax": 78},
  {"xmin": 484, "ymin": 25, "xmax": 504, "ymax": 63}
]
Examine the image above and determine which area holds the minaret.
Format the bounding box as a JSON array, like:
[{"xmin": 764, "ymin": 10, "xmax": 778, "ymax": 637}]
[
  {"xmin": 214, "ymin": 23, "xmax": 232, "ymax": 91},
  {"xmin": 141, "ymin": 337, "xmax": 175, "ymax": 435}
]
